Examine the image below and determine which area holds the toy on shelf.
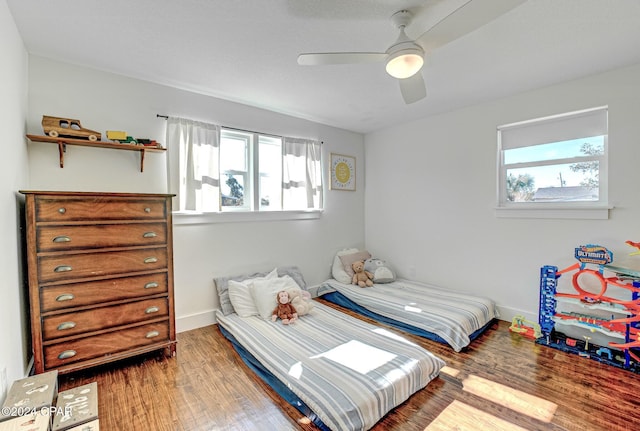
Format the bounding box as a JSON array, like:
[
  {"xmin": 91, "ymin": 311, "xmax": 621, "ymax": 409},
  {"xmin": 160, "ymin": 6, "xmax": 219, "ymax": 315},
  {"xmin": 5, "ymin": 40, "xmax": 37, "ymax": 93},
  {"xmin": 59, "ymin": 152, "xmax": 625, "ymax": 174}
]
[
  {"xmin": 538, "ymin": 244, "xmax": 640, "ymax": 372},
  {"xmin": 119, "ymin": 136, "xmax": 139, "ymax": 145},
  {"xmin": 137, "ymin": 138, "xmax": 161, "ymax": 148},
  {"xmin": 42, "ymin": 115, "xmax": 101, "ymax": 141},
  {"xmin": 106, "ymin": 130, "xmax": 161, "ymax": 148},
  {"xmin": 106, "ymin": 130, "xmax": 127, "ymax": 141},
  {"xmin": 106, "ymin": 130, "xmax": 138, "ymax": 145}
]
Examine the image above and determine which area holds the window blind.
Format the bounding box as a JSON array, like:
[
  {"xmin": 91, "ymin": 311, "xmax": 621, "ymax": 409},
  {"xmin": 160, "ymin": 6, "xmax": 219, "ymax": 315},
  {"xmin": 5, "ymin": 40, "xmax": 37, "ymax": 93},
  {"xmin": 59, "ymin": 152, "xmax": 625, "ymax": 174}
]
[{"xmin": 498, "ymin": 106, "xmax": 607, "ymax": 150}]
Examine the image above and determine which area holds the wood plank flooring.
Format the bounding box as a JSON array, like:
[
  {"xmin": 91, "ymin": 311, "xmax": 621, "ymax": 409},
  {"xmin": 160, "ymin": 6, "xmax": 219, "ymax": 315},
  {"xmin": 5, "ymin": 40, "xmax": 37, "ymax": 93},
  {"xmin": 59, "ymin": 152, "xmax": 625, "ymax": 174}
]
[{"xmin": 58, "ymin": 299, "xmax": 640, "ymax": 430}]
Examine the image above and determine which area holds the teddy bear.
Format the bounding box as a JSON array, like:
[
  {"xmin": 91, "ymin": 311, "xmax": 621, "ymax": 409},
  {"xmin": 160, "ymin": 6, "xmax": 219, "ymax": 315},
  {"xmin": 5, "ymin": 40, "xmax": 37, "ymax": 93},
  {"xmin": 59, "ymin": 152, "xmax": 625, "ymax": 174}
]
[
  {"xmin": 287, "ymin": 288, "xmax": 314, "ymax": 316},
  {"xmin": 351, "ymin": 260, "xmax": 374, "ymax": 287},
  {"xmin": 271, "ymin": 290, "xmax": 298, "ymax": 324}
]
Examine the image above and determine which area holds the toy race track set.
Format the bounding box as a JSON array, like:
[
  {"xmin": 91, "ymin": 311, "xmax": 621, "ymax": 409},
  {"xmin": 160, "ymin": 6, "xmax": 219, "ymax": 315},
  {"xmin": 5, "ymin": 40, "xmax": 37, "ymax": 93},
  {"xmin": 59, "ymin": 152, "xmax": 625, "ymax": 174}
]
[{"xmin": 538, "ymin": 244, "xmax": 640, "ymax": 373}]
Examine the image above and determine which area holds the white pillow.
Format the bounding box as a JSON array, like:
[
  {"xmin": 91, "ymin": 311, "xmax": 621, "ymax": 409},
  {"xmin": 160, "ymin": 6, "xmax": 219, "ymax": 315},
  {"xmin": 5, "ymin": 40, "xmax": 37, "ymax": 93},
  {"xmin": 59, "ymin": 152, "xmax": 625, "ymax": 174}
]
[
  {"xmin": 227, "ymin": 280, "xmax": 259, "ymax": 317},
  {"xmin": 225, "ymin": 268, "xmax": 277, "ymax": 316},
  {"xmin": 332, "ymin": 248, "xmax": 359, "ymax": 284},
  {"xmin": 250, "ymin": 275, "xmax": 301, "ymax": 319},
  {"xmin": 264, "ymin": 267, "xmax": 278, "ymax": 280}
]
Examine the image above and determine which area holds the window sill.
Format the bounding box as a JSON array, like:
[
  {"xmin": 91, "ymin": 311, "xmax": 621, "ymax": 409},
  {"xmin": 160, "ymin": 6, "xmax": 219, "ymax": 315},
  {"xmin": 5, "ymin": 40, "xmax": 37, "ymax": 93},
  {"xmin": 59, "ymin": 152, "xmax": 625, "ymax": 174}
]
[
  {"xmin": 495, "ymin": 204, "xmax": 613, "ymax": 220},
  {"xmin": 172, "ymin": 209, "xmax": 323, "ymax": 225}
]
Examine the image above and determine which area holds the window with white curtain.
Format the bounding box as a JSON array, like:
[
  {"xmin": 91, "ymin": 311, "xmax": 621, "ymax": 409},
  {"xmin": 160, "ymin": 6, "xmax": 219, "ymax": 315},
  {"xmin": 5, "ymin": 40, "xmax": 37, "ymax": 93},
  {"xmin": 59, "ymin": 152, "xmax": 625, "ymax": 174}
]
[
  {"xmin": 166, "ymin": 117, "xmax": 323, "ymax": 217},
  {"xmin": 496, "ymin": 106, "xmax": 609, "ymax": 218}
]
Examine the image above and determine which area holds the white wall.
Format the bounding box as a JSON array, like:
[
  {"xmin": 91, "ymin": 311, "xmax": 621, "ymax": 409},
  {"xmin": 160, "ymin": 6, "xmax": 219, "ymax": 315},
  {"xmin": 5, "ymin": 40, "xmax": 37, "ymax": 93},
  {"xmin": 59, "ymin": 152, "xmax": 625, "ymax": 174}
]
[
  {"xmin": 0, "ymin": 0, "xmax": 30, "ymax": 399},
  {"xmin": 27, "ymin": 56, "xmax": 365, "ymax": 332},
  {"xmin": 364, "ymin": 62, "xmax": 640, "ymax": 323}
]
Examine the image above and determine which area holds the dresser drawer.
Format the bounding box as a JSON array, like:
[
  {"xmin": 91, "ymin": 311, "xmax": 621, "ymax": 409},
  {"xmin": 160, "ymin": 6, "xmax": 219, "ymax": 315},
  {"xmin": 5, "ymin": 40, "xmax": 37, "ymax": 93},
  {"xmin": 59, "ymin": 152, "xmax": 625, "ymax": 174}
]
[
  {"xmin": 43, "ymin": 298, "xmax": 169, "ymax": 340},
  {"xmin": 44, "ymin": 321, "xmax": 170, "ymax": 369},
  {"xmin": 38, "ymin": 247, "xmax": 168, "ymax": 283},
  {"xmin": 35, "ymin": 196, "xmax": 167, "ymax": 222},
  {"xmin": 37, "ymin": 222, "xmax": 167, "ymax": 252},
  {"xmin": 40, "ymin": 273, "xmax": 168, "ymax": 312}
]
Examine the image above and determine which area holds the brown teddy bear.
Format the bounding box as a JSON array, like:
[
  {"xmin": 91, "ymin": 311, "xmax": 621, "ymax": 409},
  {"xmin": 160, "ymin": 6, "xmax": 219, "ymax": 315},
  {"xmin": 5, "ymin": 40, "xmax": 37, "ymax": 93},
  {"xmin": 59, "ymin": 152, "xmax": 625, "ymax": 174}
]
[
  {"xmin": 351, "ymin": 260, "xmax": 374, "ymax": 287},
  {"xmin": 271, "ymin": 290, "xmax": 298, "ymax": 324}
]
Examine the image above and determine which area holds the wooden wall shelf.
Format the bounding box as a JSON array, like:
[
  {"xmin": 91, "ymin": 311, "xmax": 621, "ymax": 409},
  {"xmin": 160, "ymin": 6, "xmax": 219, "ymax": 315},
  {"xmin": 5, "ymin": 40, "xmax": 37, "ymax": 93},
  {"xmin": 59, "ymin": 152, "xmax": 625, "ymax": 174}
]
[{"xmin": 26, "ymin": 134, "xmax": 166, "ymax": 172}]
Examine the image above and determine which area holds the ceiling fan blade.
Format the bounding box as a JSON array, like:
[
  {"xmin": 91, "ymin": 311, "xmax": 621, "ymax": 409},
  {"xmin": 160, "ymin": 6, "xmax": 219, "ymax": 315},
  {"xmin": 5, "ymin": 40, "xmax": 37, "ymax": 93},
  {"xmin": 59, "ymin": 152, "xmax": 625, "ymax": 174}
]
[
  {"xmin": 298, "ymin": 52, "xmax": 386, "ymax": 66},
  {"xmin": 416, "ymin": 0, "xmax": 526, "ymax": 52},
  {"xmin": 399, "ymin": 73, "xmax": 426, "ymax": 104}
]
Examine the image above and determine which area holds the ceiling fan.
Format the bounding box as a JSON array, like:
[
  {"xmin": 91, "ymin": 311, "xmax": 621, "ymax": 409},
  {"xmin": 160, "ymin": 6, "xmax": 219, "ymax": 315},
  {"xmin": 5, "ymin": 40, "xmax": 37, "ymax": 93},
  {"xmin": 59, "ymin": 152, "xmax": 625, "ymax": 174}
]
[{"xmin": 297, "ymin": 0, "xmax": 525, "ymax": 104}]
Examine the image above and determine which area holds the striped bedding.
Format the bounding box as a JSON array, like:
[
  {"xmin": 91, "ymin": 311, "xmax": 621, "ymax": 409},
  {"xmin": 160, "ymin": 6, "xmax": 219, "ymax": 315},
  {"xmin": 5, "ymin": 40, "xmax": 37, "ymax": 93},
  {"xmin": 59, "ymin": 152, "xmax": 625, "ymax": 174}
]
[
  {"xmin": 216, "ymin": 302, "xmax": 445, "ymax": 431},
  {"xmin": 318, "ymin": 278, "xmax": 498, "ymax": 352}
]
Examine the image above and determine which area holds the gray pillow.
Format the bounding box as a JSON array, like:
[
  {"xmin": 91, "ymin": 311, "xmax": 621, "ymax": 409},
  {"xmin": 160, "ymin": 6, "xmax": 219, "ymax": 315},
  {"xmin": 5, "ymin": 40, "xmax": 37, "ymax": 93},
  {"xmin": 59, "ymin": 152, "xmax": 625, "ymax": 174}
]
[
  {"xmin": 214, "ymin": 266, "xmax": 307, "ymax": 315},
  {"xmin": 364, "ymin": 258, "xmax": 396, "ymax": 283}
]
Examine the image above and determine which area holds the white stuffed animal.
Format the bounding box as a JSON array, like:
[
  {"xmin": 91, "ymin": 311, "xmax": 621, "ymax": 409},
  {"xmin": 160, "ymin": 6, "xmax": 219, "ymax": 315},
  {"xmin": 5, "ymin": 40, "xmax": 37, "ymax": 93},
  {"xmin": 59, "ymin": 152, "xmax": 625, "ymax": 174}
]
[{"xmin": 287, "ymin": 289, "xmax": 314, "ymax": 315}]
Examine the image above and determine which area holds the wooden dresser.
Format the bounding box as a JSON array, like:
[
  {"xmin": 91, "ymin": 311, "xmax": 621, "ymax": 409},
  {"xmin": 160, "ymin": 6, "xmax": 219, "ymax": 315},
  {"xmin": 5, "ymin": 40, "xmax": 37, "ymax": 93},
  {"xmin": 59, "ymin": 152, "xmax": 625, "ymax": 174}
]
[{"xmin": 20, "ymin": 191, "xmax": 177, "ymax": 374}]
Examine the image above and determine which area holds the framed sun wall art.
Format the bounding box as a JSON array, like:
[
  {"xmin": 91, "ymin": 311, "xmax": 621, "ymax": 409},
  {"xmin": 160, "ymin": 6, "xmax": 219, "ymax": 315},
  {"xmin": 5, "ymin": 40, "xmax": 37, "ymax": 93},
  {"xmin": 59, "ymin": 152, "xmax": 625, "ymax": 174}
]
[{"xmin": 330, "ymin": 153, "xmax": 356, "ymax": 191}]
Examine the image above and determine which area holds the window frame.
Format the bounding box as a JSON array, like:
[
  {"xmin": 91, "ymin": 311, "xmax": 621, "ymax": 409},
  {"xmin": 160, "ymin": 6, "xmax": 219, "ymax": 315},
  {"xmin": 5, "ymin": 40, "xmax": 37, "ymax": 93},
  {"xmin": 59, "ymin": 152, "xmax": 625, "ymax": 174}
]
[{"xmin": 495, "ymin": 107, "xmax": 612, "ymax": 219}]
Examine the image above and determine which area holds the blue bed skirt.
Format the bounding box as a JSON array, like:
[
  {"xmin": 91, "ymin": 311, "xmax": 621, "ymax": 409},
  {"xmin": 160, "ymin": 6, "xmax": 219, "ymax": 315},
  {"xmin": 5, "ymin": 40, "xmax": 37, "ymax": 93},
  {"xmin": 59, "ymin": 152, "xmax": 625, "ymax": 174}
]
[
  {"xmin": 321, "ymin": 291, "xmax": 494, "ymax": 348},
  {"xmin": 217, "ymin": 324, "xmax": 331, "ymax": 431}
]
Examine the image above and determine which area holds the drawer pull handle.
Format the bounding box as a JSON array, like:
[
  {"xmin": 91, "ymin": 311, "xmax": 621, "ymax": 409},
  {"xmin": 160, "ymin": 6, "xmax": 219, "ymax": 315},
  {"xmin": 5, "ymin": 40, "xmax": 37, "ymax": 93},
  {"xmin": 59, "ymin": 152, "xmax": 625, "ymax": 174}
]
[
  {"xmin": 144, "ymin": 257, "xmax": 158, "ymax": 264},
  {"xmin": 56, "ymin": 293, "xmax": 75, "ymax": 302},
  {"xmin": 57, "ymin": 321, "xmax": 76, "ymax": 331},
  {"xmin": 144, "ymin": 207, "xmax": 151, "ymax": 213},
  {"xmin": 53, "ymin": 235, "xmax": 71, "ymax": 243},
  {"xmin": 143, "ymin": 232, "xmax": 157, "ymax": 238},
  {"xmin": 146, "ymin": 330, "xmax": 160, "ymax": 338},
  {"xmin": 58, "ymin": 207, "xmax": 66, "ymax": 214},
  {"xmin": 58, "ymin": 350, "xmax": 76, "ymax": 360},
  {"xmin": 144, "ymin": 282, "xmax": 159, "ymax": 289},
  {"xmin": 54, "ymin": 265, "xmax": 72, "ymax": 273},
  {"xmin": 145, "ymin": 306, "xmax": 160, "ymax": 314}
]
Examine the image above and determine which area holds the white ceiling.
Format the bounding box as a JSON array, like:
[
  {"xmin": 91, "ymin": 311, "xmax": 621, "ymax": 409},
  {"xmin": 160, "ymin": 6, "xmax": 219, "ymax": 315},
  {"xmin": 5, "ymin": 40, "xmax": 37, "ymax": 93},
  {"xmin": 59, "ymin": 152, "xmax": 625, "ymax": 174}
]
[{"xmin": 7, "ymin": 0, "xmax": 640, "ymax": 134}]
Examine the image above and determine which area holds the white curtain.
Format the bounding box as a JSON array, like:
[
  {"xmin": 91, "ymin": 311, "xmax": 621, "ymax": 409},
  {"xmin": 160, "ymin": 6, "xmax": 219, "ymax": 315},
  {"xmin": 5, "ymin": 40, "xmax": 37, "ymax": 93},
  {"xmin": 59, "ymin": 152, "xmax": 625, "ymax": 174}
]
[
  {"xmin": 282, "ymin": 137, "xmax": 323, "ymax": 210},
  {"xmin": 166, "ymin": 117, "xmax": 220, "ymax": 212}
]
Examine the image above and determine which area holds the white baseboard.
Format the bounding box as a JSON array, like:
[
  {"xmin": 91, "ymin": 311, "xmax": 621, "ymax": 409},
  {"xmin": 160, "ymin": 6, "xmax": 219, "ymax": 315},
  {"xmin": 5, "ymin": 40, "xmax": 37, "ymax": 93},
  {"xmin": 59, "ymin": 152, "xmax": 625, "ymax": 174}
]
[{"xmin": 176, "ymin": 309, "xmax": 217, "ymax": 333}]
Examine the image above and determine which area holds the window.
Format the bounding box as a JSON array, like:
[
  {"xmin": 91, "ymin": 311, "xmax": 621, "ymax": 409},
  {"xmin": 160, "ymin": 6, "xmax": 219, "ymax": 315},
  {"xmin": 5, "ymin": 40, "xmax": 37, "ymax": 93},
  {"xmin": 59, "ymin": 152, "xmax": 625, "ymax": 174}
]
[
  {"xmin": 497, "ymin": 107, "xmax": 608, "ymax": 217},
  {"xmin": 218, "ymin": 131, "xmax": 284, "ymax": 211},
  {"xmin": 258, "ymin": 135, "xmax": 283, "ymax": 210},
  {"xmin": 219, "ymin": 130, "xmax": 250, "ymax": 210},
  {"xmin": 166, "ymin": 117, "xmax": 322, "ymax": 218}
]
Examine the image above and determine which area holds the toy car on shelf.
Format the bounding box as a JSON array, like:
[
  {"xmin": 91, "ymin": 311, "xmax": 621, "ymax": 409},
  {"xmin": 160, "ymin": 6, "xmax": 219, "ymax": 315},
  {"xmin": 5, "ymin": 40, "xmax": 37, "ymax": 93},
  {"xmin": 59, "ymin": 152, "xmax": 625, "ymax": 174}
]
[
  {"xmin": 106, "ymin": 131, "xmax": 139, "ymax": 145},
  {"xmin": 116, "ymin": 136, "xmax": 139, "ymax": 145},
  {"xmin": 137, "ymin": 138, "xmax": 161, "ymax": 147},
  {"xmin": 41, "ymin": 115, "xmax": 101, "ymax": 141}
]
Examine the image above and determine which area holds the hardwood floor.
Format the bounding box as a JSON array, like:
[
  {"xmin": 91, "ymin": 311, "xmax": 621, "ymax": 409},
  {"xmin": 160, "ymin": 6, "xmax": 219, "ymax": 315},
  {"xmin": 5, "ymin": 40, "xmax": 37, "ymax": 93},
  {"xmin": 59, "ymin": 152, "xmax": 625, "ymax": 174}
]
[{"xmin": 58, "ymin": 299, "xmax": 640, "ymax": 430}]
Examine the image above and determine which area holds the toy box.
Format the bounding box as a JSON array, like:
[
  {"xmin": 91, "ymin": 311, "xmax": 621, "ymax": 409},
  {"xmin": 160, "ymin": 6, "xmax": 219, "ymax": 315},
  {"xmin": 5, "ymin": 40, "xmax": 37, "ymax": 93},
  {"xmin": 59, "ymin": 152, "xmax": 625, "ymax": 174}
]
[
  {"xmin": 0, "ymin": 412, "xmax": 50, "ymax": 431},
  {"xmin": 63, "ymin": 419, "xmax": 99, "ymax": 431},
  {"xmin": 51, "ymin": 382, "xmax": 98, "ymax": 431},
  {"xmin": 0, "ymin": 371, "xmax": 58, "ymax": 422}
]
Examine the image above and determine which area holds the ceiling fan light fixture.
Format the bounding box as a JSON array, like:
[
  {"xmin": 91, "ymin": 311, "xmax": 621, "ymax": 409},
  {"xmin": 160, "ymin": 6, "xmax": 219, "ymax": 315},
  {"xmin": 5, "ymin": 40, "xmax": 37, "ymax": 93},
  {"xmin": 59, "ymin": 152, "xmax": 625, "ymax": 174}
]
[{"xmin": 385, "ymin": 47, "xmax": 424, "ymax": 79}]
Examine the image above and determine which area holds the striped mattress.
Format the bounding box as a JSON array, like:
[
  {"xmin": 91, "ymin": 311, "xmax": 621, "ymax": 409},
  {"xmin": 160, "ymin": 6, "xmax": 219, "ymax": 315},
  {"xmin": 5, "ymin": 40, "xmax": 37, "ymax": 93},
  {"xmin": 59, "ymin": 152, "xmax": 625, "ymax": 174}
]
[
  {"xmin": 216, "ymin": 302, "xmax": 445, "ymax": 431},
  {"xmin": 318, "ymin": 278, "xmax": 498, "ymax": 352}
]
